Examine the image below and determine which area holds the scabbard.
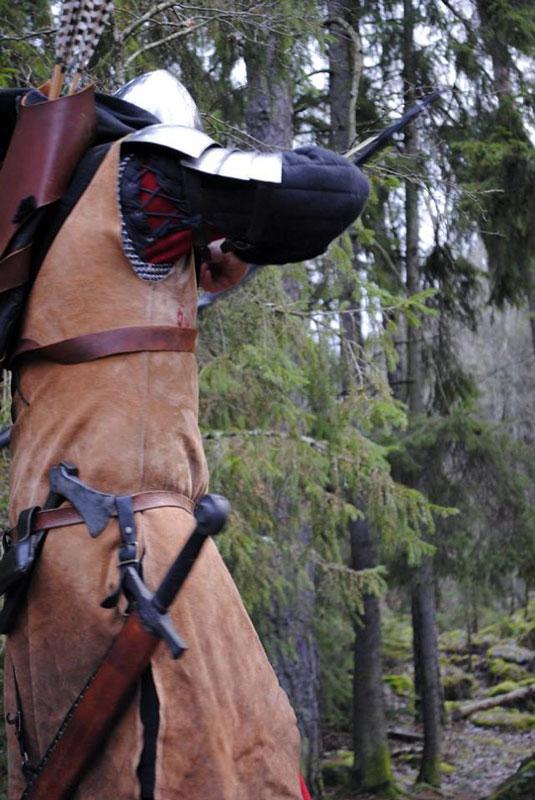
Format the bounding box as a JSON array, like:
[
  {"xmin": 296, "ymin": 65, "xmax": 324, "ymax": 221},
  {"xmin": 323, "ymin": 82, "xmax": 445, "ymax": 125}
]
[
  {"xmin": 19, "ymin": 493, "xmax": 229, "ymax": 800},
  {"xmin": 20, "ymin": 614, "xmax": 158, "ymax": 800}
]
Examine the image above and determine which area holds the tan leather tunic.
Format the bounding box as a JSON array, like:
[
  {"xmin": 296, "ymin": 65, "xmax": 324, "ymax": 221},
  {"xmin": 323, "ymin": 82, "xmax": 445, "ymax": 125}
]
[{"xmin": 5, "ymin": 143, "xmax": 301, "ymax": 800}]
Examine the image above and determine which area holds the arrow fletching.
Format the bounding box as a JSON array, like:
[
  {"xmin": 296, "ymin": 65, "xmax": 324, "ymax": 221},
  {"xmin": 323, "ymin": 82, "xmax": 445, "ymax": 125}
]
[
  {"xmin": 49, "ymin": 1, "xmax": 114, "ymax": 98},
  {"xmin": 68, "ymin": 0, "xmax": 114, "ymax": 94},
  {"xmin": 55, "ymin": 1, "xmax": 83, "ymax": 64},
  {"xmin": 50, "ymin": 0, "xmax": 85, "ymax": 99}
]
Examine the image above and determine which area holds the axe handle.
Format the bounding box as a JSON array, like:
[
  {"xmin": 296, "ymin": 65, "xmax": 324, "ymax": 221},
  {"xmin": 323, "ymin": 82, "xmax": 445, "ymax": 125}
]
[{"xmin": 21, "ymin": 615, "xmax": 157, "ymax": 800}]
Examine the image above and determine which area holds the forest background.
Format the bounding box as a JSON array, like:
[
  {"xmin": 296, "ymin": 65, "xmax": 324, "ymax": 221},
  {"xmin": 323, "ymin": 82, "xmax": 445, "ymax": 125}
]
[{"xmin": 0, "ymin": 1, "xmax": 534, "ymax": 799}]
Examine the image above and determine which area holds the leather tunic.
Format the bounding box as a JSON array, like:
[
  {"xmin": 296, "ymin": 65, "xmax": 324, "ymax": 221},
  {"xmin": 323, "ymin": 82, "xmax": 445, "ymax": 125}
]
[{"xmin": 5, "ymin": 143, "xmax": 301, "ymax": 800}]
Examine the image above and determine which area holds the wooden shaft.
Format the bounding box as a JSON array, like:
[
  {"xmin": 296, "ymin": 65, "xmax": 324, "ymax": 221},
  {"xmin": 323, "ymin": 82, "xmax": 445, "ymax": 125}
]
[
  {"xmin": 68, "ymin": 72, "xmax": 81, "ymax": 96},
  {"xmin": 22, "ymin": 615, "xmax": 159, "ymax": 800},
  {"xmin": 48, "ymin": 64, "xmax": 64, "ymax": 101}
]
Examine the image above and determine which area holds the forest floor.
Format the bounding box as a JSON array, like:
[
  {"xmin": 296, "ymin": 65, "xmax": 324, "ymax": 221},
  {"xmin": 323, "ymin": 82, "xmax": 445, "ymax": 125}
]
[
  {"xmin": 395, "ymin": 719, "xmax": 533, "ymax": 798},
  {"xmin": 325, "ymin": 718, "xmax": 534, "ymax": 800},
  {"xmin": 323, "ymin": 606, "xmax": 535, "ymax": 800}
]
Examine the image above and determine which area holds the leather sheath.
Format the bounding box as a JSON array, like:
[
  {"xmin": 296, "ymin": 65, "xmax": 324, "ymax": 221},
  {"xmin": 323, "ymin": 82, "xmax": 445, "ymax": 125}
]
[{"xmin": 0, "ymin": 85, "xmax": 96, "ymax": 260}]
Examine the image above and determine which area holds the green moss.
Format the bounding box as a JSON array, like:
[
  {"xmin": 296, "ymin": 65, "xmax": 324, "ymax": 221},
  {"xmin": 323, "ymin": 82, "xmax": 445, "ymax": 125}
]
[
  {"xmin": 472, "ymin": 733, "xmax": 503, "ymax": 747},
  {"xmin": 440, "ymin": 761, "xmax": 456, "ymax": 774},
  {"xmin": 417, "ymin": 754, "xmax": 442, "ymax": 787},
  {"xmin": 322, "ymin": 749, "xmax": 353, "ymax": 769},
  {"xmin": 445, "ymin": 700, "xmax": 462, "ymax": 715},
  {"xmin": 472, "ymin": 709, "xmax": 535, "ymax": 732},
  {"xmin": 518, "ymin": 623, "xmax": 535, "ymax": 650},
  {"xmin": 382, "ymin": 618, "xmax": 413, "ymax": 665},
  {"xmin": 439, "ymin": 628, "xmax": 467, "ymax": 652},
  {"xmin": 471, "ymin": 631, "xmax": 500, "ymax": 653},
  {"xmin": 488, "ymin": 642, "xmax": 534, "ymax": 667},
  {"xmin": 442, "ymin": 666, "xmax": 477, "ymax": 700},
  {"xmin": 486, "ymin": 680, "xmax": 520, "ymax": 697},
  {"xmin": 384, "ymin": 673, "xmax": 414, "ymax": 697},
  {"xmin": 398, "ymin": 751, "xmax": 419, "ymax": 765},
  {"xmin": 362, "ymin": 743, "xmax": 394, "ymax": 791},
  {"xmin": 479, "ymin": 605, "xmax": 535, "ymax": 650},
  {"xmin": 489, "ymin": 755, "xmax": 535, "ymax": 800},
  {"xmin": 321, "ymin": 750, "xmax": 354, "ymax": 788},
  {"xmin": 489, "ymin": 658, "xmax": 528, "ymax": 683}
]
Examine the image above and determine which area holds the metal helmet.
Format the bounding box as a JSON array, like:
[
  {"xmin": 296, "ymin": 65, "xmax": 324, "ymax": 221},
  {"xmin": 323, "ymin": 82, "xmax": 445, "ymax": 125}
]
[{"xmin": 114, "ymin": 70, "xmax": 203, "ymax": 131}]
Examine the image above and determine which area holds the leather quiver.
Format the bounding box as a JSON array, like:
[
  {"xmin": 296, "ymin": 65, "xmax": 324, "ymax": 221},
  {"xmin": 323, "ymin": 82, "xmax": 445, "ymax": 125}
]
[
  {"xmin": 0, "ymin": 84, "xmax": 97, "ymax": 262},
  {"xmin": 0, "ymin": 86, "xmax": 96, "ymax": 366}
]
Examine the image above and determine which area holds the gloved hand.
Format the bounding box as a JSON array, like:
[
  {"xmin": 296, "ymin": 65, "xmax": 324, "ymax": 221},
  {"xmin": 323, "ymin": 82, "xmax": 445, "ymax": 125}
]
[{"xmin": 199, "ymin": 238, "xmax": 249, "ymax": 292}]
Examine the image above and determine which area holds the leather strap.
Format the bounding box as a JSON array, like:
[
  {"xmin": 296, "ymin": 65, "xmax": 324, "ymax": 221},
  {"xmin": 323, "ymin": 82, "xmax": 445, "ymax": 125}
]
[
  {"xmin": 0, "ymin": 246, "xmax": 32, "ymax": 293},
  {"xmin": 14, "ymin": 325, "xmax": 197, "ymax": 364},
  {"xmin": 30, "ymin": 491, "xmax": 195, "ymax": 533}
]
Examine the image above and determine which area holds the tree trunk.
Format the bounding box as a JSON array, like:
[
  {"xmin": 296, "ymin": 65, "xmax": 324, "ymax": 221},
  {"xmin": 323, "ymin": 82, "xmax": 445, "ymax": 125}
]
[
  {"xmin": 242, "ymin": 30, "xmax": 323, "ymax": 795},
  {"xmin": 403, "ymin": 0, "xmax": 442, "ymax": 786},
  {"xmin": 351, "ymin": 517, "xmax": 393, "ymax": 790},
  {"xmin": 411, "ymin": 562, "xmax": 442, "ymax": 786},
  {"xmin": 476, "ymin": 1, "xmax": 535, "ymax": 359},
  {"xmin": 243, "ymin": 33, "xmax": 293, "ymax": 148},
  {"xmin": 269, "ymin": 524, "xmax": 322, "ymax": 795},
  {"xmin": 328, "ymin": 3, "xmax": 394, "ymax": 791},
  {"xmin": 327, "ymin": 0, "xmax": 361, "ymax": 153},
  {"xmin": 527, "ymin": 270, "xmax": 535, "ymax": 358}
]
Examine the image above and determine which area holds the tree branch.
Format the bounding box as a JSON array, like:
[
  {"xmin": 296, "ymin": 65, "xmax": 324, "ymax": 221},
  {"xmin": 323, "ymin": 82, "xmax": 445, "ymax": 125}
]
[
  {"xmin": 0, "ymin": 27, "xmax": 55, "ymax": 43},
  {"xmin": 437, "ymin": 0, "xmax": 474, "ymax": 36},
  {"xmin": 203, "ymin": 428, "xmax": 329, "ymax": 453},
  {"xmin": 124, "ymin": 20, "xmax": 207, "ymax": 67},
  {"xmin": 119, "ymin": 1, "xmax": 180, "ymax": 43}
]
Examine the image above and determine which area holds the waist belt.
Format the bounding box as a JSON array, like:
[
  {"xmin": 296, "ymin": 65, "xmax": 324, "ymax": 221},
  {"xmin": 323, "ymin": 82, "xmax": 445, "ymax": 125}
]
[
  {"xmin": 25, "ymin": 490, "xmax": 194, "ymax": 533},
  {"xmin": 13, "ymin": 325, "xmax": 197, "ymax": 365}
]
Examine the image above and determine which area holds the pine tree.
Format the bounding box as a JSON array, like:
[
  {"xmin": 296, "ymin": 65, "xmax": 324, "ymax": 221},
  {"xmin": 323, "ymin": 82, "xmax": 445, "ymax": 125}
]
[{"xmin": 327, "ymin": 1, "xmax": 394, "ymax": 792}]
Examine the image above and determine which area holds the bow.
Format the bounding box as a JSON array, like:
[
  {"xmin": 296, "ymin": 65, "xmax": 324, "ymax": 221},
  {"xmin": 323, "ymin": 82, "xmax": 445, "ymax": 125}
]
[{"xmin": 199, "ymin": 91, "xmax": 441, "ymax": 312}]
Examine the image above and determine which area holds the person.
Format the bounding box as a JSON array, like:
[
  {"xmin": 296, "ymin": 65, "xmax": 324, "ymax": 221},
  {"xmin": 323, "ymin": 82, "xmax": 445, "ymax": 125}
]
[{"xmin": 2, "ymin": 70, "xmax": 368, "ymax": 800}]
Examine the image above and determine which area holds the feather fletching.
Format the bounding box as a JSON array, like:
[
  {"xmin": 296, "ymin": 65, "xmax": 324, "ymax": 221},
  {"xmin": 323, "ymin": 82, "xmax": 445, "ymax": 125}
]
[
  {"xmin": 50, "ymin": 1, "xmax": 114, "ymax": 97},
  {"xmin": 55, "ymin": 0, "xmax": 83, "ymax": 65},
  {"xmin": 69, "ymin": 0, "xmax": 114, "ymax": 75}
]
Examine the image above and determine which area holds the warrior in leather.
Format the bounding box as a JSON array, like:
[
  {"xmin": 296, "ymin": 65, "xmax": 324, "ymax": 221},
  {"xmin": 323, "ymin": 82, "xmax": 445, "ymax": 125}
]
[{"xmin": 1, "ymin": 70, "xmax": 368, "ymax": 800}]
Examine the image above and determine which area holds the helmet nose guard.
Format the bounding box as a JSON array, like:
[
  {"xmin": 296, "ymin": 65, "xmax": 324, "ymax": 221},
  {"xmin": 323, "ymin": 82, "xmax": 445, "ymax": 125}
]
[{"xmin": 114, "ymin": 70, "xmax": 203, "ymax": 130}]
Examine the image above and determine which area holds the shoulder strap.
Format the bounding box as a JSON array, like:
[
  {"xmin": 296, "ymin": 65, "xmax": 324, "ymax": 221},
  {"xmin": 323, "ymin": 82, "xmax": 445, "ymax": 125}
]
[{"xmin": 13, "ymin": 325, "xmax": 196, "ymax": 365}]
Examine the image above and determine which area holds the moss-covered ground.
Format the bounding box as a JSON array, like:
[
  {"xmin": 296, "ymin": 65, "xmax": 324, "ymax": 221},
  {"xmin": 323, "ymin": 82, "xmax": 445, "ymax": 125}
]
[{"xmin": 323, "ymin": 605, "xmax": 535, "ymax": 800}]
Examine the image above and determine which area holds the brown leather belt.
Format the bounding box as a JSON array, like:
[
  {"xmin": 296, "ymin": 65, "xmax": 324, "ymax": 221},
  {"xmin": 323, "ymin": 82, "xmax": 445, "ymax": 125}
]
[
  {"xmin": 14, "ymin": 325, "xmax": 197, "ymax": 365},
  {"xmin": 29, "ymin": 490, "xmax": 195, "ymax": 533}
]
